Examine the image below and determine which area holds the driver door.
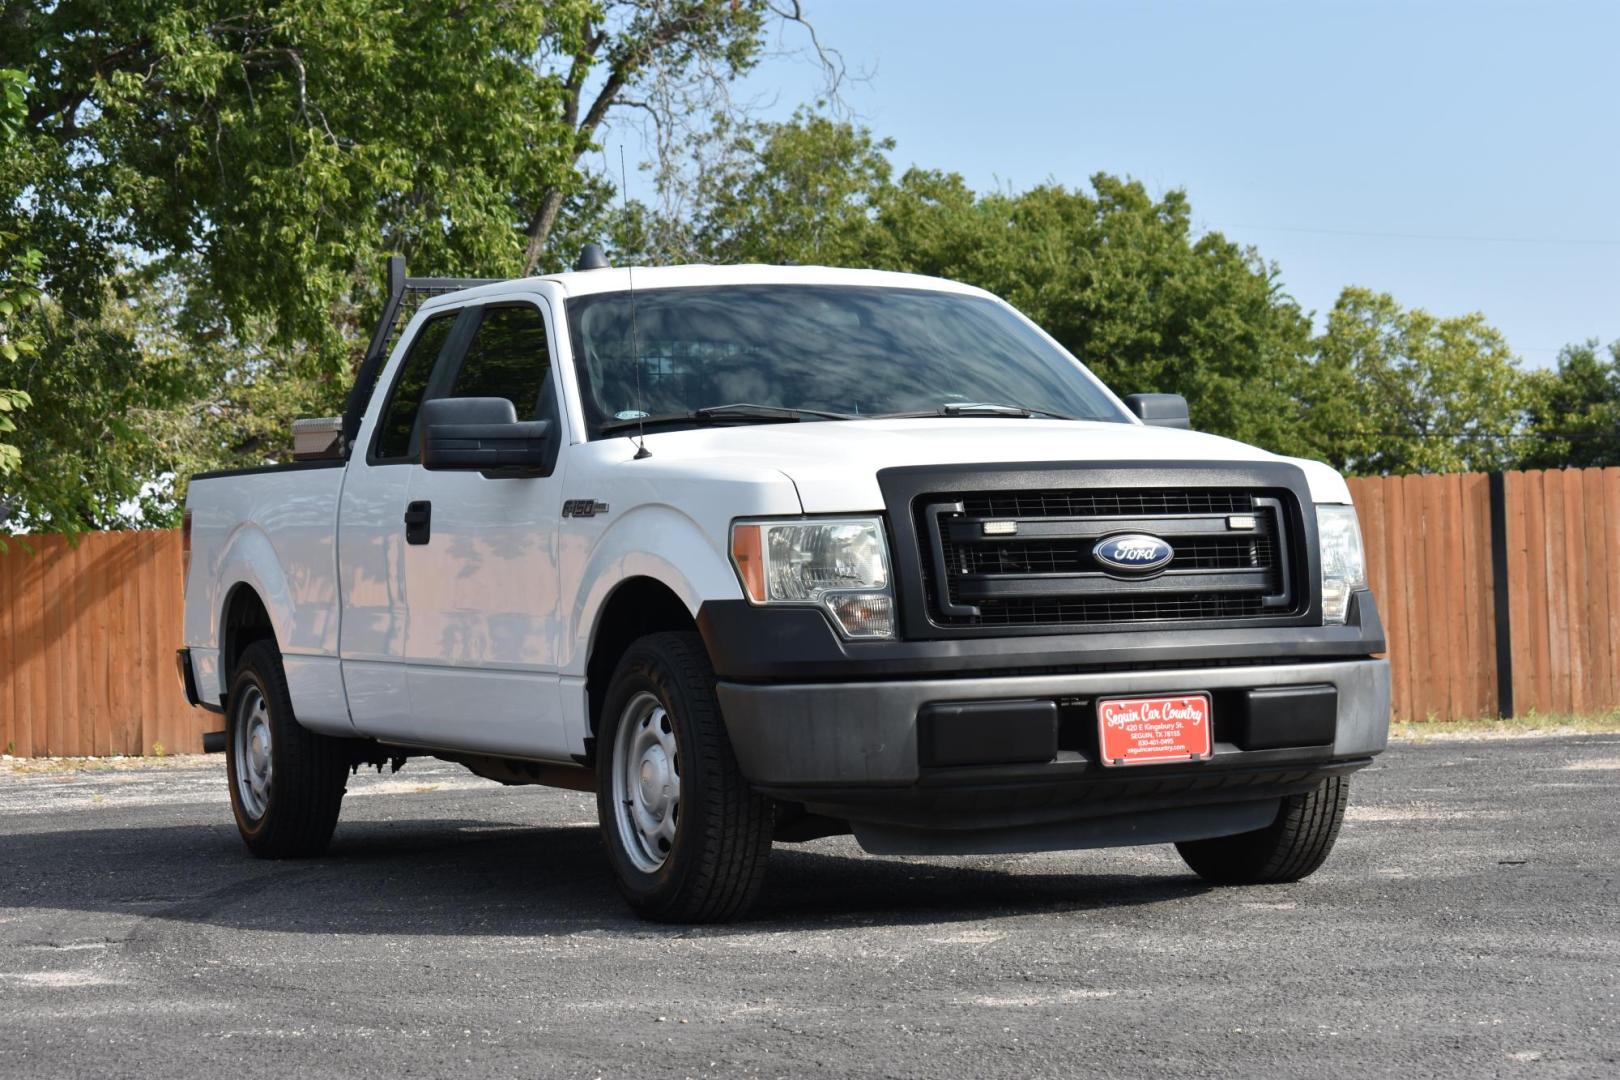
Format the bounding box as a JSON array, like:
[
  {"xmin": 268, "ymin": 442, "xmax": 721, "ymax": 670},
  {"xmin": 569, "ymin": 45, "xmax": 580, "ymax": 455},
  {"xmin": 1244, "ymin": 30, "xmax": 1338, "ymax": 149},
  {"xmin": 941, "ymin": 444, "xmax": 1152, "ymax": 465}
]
[{"xmin": 393, "ymin": 299, "xmax": 569, "ymax": 758}]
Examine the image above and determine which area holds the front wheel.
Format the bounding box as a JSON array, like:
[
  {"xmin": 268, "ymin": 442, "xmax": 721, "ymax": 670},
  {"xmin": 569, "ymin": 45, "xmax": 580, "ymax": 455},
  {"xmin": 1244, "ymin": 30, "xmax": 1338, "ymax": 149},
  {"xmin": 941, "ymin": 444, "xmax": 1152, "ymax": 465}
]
[
  {"xmin": 595, "ymin": 632, "xmax": 773, "ymax": 922},
  {"xmin": 1176, "ymin": 776, "xmax": 1349, "ymax": 885},
  {"xmin": 225, "ymin": 640, "xmax": 349, "ymax": 858}
]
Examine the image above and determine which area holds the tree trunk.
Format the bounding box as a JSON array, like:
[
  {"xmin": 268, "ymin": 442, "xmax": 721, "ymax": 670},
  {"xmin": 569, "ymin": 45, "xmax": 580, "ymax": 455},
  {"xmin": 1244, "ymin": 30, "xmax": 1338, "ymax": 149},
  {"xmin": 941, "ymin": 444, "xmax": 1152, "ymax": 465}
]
[{"xmin": 521, "ymin": 190, "xmax": 568, "ymax": 275}]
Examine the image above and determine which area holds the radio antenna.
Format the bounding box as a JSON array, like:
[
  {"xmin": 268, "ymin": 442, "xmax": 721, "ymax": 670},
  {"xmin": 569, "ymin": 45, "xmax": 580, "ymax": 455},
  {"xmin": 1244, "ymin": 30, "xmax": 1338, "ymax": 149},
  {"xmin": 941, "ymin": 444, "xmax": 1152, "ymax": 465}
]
[{"xmin": 620, "ymin": 145, "xmax": 651, "ymax": 460}]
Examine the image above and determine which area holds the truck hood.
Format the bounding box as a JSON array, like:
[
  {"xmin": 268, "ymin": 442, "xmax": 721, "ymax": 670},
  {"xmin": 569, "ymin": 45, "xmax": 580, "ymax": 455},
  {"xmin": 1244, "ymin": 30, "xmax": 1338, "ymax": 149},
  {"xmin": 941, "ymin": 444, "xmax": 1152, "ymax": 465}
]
[{"xmin": 614, "ymin": 418, "xmax": 1352, "ymax": 511}]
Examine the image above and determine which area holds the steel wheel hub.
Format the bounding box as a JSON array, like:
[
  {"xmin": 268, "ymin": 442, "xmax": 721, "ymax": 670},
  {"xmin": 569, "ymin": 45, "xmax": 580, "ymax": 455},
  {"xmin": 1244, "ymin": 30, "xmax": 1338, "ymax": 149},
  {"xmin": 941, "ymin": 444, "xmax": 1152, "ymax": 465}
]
[
  {"xmin": 233, "ymin": 685, "xmax": 273, "ymax": 821},
  {"xmin": 612, "ymin": 691, "xmax": 681, "ymax": 873}
]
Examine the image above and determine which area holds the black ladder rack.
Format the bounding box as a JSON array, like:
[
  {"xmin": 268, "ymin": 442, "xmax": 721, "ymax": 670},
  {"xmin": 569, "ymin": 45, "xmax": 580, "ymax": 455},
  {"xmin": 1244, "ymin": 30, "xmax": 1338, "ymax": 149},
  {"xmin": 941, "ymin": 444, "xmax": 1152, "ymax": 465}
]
[{"xmin": 340, "ymin": 255, "xmax": 501, "ymax": 453}]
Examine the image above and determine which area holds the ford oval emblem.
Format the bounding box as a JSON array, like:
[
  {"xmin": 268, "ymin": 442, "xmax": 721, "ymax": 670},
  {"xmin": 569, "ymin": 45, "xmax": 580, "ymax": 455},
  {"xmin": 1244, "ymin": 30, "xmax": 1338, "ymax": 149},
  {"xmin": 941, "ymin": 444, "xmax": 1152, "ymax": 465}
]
[{"xmin": 1093, "ymin": 533, "xmax": 1174, "ymax": 575}]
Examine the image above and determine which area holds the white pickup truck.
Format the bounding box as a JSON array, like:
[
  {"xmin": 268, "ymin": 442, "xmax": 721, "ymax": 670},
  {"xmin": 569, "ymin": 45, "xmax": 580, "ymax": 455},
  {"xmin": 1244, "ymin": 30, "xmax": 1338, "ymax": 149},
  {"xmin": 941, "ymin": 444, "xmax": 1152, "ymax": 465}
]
[{"xmin": 179, "ymin": 252, "xmax": 1389, "ymax": 922}]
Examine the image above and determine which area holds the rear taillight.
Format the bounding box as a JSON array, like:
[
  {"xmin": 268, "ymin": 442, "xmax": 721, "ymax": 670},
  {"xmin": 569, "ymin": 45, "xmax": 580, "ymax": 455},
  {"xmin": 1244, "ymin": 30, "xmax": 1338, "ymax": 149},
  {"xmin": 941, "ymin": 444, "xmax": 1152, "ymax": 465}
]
[{"xmin": 181, "ymin": 510, "xmax": 192, "ymax": 585}]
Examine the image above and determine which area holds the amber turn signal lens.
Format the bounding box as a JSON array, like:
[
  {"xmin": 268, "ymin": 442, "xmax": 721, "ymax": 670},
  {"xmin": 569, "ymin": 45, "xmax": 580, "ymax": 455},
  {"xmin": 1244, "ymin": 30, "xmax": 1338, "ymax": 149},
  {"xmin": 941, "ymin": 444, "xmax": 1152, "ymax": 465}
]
[{"xmin": 731, "ymin": 523, "xmax": 766, "ymax": 603}]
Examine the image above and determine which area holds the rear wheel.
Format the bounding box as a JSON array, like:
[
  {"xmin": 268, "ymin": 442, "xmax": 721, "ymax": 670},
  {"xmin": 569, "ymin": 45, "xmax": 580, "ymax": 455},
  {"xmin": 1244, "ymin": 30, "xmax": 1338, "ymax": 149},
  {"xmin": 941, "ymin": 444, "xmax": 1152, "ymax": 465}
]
[
  {"xmin": 1176, "ymin": 776, "xmax": 1349, "ymax": 885},
  {"xmin": 226, "ymin": 640, "xmax": 348, "ymax": 858},
  {"xmin": 595, "ymin": 632, "xmax": 773, "ymax": 922}
]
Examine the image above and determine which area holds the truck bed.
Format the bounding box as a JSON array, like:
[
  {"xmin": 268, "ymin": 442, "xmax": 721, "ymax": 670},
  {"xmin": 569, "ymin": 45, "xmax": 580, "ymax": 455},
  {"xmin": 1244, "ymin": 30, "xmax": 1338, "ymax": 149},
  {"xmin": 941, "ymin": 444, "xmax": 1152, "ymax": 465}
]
[{"xmin": 181, "ymin": 460, "xmax": 346, "ymax": 718}]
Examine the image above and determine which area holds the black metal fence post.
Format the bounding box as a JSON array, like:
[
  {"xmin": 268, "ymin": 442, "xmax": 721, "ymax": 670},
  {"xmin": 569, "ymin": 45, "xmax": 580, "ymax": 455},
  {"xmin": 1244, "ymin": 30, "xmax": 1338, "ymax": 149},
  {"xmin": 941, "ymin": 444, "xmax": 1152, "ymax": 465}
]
[{"xmin": 1487, "ymin": 472, "xmax": 1515, "ymax": 718}]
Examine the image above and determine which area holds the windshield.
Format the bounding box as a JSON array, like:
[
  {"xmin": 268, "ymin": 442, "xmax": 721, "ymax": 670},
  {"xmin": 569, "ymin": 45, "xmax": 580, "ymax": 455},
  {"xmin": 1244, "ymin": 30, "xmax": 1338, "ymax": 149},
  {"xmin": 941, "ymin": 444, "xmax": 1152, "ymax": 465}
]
[{"xmin": 564, "ymin": 284, "xmax": 1130, "ymax": 436}]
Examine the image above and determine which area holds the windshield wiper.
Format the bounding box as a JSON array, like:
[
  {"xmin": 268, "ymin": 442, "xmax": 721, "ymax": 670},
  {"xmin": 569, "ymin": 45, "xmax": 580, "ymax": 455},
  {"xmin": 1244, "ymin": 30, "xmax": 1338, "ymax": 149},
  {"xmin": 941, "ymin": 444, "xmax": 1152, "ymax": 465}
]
[
  {"xmin": 873, "ymin": 402, "xmax": 1084, "ymax": 421},
  {"xmin": 598, "ymin": 402, "xmax": 860, "ymax": 435}
]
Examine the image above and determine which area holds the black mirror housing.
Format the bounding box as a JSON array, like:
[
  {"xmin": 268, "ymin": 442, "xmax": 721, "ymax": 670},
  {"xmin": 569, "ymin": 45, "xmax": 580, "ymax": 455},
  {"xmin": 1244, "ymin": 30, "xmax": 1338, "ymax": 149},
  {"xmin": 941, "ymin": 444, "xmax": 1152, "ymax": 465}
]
[
  {"xmin": 421, "ymin": 397, "xmax": 550, "ymax": 472},
  {"xmin": 1124, "ymin": 393, "xmax": 1191, "ymax": 430}
]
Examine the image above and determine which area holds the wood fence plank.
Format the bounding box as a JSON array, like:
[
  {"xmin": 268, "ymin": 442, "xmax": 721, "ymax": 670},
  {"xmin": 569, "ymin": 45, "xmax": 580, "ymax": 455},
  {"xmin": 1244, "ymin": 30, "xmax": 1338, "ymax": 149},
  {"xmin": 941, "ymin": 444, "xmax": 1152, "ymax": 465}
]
[
  {"xmin": 0, "ymin": 546, "xmax": 15, "ymax": 756},
  {"xmin": 1375, "ymin": 476, "xmax": 1401, "ymax": 718},
  {"xmin": 1398, "ymin": 476, "xmax": 1424, "ymax": 720},
  {"xmin": 106, "ymin": 533, "xmax": 128, "ymax": 756},
  {"xmin": 1562, "ymin": 472, "xmax": 1591, "ymax": 714},
  {"xmin": 1525, "ymin": 472, "xmax": 1553, "ymax": 714},
  {"xmin": 1426, "ymin": 476, "xmax": 1455, "ymax": 720},
  {"xmin": 1579, "ymin": 469, "xmax": 1610, "ymax": 711},
  {"xmin": 126, "ymin": 531, "xmax": 147, "ymax": 757},
  {"xmin": 87, "ymin": 534, "xmax": 111, "ymax": 756},
  {"xmin": 1547, "ymin": 471, "xmax": 1576, "ymax": 713},
  {"xmin": 1458, "ymin": 473, "xmax": 1488, "ymax": 718},
  {"xmin": 25, "ymin": 544, "xmax": 46, "ymax": 757},
  {"xmin": 1449, "ymin": 474, "xmax": 1471, "ymax": 717},
  {"xmin": 105, "ymin": 534, "xmax": 129, "ymax": 756},
  {"xmin": 1600, "ymin": 469, "xmax": 1613, "ymax": 709},
  {"xmin": 1386, "ymin": 475, "xmax": 1414, "ymax": 720},
  {"xmin": 136, "ymin": 530, "xmax": 160, "ymax": 754},
  {"xmin": 104, "ymin": 532, "xmax": 129, "ymax": 756},
  {"xmin": 45, "ymin": 537, "xmax": 68, "ymax": 754},
  {"xmin": 5, "ymin": 546, "xmax": 25, "ymax": 757},
  {"xmin": 157, "ymin": 532, "xmax": 194, "ymax": 753},
  {"xmin": 85, "ymin": 535, "xmax": 105, "ymax": 756},
  {"xmin": 1474, "ymin": 472, "xmax": 1499, "ymax": 717},
  {"xmin": 70, "ymin": 535, "xmax": 92, "ymax": 756},
  {"xmin": 1362, "ymin": 478, "xmax": 1405, "ymax": 718}
]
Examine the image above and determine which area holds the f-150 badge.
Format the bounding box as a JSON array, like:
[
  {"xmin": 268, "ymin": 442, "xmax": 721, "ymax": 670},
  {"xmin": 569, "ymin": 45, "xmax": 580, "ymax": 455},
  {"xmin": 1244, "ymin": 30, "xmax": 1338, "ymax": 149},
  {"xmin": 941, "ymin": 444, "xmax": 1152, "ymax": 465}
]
[{"xmin": 562, "ymin": 499, "xmax": 610, "ymax": 518}]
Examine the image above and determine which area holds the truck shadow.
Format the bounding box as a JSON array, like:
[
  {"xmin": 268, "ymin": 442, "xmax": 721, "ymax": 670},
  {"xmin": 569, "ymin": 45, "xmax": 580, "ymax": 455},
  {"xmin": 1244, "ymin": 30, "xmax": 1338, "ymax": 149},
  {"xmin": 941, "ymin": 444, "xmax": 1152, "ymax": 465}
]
[{"xmin": 0, "ymin": 819, "xmax": 1210, "ymax": 936}]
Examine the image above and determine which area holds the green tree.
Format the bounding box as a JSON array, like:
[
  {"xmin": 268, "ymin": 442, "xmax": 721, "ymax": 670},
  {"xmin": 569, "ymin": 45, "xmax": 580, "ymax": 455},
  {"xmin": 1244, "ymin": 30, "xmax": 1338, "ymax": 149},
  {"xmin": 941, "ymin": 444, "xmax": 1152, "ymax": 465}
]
[
  {"xmin": 1298, "ymin": 287, "xmax": 1528, "ymax": 475},
  {"xmin": 1517, "ymin": 339, "xmax": 1620, "ymax": 469},
  {"xmin": 0, "ymin": 67, "xmax": 37, "ymax": 481},
  {"xmin": 692, "ymin": 111, "xmax": 894, "ymax": 266},
  {"xmin": 1, "ymin": 1, "xmax": 835, "ymax": 527}
]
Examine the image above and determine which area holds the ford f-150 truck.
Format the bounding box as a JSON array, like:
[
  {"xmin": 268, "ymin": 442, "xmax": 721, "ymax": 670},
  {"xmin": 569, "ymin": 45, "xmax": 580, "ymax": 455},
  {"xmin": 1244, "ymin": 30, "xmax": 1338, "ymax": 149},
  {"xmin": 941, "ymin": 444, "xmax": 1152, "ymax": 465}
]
[{"xmin": 178, "ymin": 251, "xmax": 1389, "ymax": 922}]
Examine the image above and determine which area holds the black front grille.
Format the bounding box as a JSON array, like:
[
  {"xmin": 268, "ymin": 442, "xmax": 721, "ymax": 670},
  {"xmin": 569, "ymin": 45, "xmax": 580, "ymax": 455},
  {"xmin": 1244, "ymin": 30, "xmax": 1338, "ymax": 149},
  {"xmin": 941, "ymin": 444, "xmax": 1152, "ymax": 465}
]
[
  {"xmin": 919, "ymin": 486, "xmax": 1301, "ymax": 631},
  {"xmin": 954, "ymin": 535, "xmax": 1278, "ymax": 577}
]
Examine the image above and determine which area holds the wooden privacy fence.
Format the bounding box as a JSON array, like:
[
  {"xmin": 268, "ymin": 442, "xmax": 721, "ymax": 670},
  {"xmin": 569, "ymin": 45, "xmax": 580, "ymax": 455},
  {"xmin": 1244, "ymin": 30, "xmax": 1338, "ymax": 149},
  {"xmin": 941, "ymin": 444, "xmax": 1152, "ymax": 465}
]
[
  {"xmin": 0, "ymin": 529, "xmax": 201, "ymax": 757},
  {"xmin": 2, "ymin": 466, "xmax": 1619, "ymax": 756},
  {"xmin": 1350, "ymin": 468, "xmax": 1620, "ymax": 722}
]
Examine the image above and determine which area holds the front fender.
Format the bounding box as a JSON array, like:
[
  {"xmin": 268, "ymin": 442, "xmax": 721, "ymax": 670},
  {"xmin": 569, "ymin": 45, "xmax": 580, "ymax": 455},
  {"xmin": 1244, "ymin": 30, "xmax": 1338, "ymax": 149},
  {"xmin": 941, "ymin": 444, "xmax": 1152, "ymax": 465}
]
[{"xmin": 561, "ymin": 504, "xmax": 744, "ymax": 677}]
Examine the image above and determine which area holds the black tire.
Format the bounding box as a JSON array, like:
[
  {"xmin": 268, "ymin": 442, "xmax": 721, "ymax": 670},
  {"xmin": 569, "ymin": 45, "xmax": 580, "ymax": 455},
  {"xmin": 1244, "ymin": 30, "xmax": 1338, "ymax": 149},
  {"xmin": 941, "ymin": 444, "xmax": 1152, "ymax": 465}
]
[
  {"xmin": 1175, "ymin": 776, "xmax": 1349, "ymax": 885},
  {"xmin": 595, "ymin": 632, "xmax": 772, "ymax": 922},
  {"xmin": 225, "ymin": 640, "xmax": 348, "ymax": 859}
]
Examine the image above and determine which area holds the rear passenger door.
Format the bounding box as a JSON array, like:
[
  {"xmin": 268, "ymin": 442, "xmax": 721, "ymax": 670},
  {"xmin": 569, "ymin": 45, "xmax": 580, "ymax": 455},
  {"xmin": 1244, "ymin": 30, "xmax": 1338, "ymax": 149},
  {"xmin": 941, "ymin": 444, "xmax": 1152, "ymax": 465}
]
[{"xmin": 394, "ymin": 300, "xmax": 570, "ymax": 758}]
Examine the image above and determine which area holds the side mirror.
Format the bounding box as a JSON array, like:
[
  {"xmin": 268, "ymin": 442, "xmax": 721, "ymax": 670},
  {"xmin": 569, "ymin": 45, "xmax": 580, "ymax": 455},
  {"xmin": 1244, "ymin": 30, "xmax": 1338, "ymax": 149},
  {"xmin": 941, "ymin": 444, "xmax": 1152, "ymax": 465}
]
[
  {"xmin": 420, "ymin": 397, "xmax": 550, "ymax": 472},
  {"xmin": 1124, "ymin": 393, "xmax": 1191, "ymax": 430}
]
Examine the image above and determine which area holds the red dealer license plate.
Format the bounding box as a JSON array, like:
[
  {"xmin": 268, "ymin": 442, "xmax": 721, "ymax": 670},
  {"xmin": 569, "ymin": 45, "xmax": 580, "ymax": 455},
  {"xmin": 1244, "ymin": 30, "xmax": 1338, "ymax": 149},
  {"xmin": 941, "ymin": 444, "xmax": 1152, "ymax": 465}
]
[{"xmin": 1097, "ymin": 693, "xmax": 1213, "ymax": 767}]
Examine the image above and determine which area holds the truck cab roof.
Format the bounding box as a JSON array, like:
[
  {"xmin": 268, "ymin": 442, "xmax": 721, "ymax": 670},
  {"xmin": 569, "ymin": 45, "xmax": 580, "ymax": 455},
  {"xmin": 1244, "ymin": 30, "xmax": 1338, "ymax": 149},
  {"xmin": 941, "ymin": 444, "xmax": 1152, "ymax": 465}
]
[{"xmin": 414, "ymin": 262, "xmax": 997, "ymax": 312}]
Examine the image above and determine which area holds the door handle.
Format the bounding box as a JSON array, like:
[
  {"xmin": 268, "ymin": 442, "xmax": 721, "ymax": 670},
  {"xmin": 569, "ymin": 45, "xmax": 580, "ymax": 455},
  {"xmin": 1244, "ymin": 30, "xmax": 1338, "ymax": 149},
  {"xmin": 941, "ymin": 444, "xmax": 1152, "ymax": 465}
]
[{"xmin": 404, "ymin": 501, "xmax": 432, "ymax": 545}]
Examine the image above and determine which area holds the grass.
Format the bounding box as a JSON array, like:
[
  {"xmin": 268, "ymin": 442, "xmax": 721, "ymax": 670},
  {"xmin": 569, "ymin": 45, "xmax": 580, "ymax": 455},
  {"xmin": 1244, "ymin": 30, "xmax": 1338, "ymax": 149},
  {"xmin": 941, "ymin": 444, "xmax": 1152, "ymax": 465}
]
[
  {"xmin": 0, "ymin": 754, "xmax": 214, "ymax": 775},
  {"xmin": 1393, "ymin": 710, "xmax": 1620, "ymax": 742}
]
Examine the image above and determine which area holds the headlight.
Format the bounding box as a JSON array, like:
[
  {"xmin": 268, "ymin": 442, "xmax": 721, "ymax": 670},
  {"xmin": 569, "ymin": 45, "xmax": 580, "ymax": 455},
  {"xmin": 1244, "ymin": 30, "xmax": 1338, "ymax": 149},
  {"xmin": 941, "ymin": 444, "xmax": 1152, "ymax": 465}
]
[
  {"xmin": 730, "ymin": 517, "xmax": 895, "ymax": 640},
  {"xmin": 1317, "ymin": 504, "xmax": 1368, "ymax": 625}
]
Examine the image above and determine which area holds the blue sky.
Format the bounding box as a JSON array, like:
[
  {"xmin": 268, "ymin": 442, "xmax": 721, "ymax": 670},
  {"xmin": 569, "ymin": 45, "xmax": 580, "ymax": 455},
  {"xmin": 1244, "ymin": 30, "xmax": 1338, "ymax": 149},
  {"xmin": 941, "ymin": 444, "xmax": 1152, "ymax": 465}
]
[{"xmin": 626, "ymin": 0, "xmax": 1619, "ymax": 367}]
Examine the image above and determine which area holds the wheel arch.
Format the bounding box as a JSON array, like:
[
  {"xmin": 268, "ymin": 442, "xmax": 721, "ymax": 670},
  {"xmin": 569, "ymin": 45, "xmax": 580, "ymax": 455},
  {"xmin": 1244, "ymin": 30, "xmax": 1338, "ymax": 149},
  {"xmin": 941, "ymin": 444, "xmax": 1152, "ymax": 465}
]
[
  {"xmin": 584, "ymin": 576, "xmax": 698, "ymax": 737},
  {"xmin": 221, "ymin": 582, "xmax": 278, "ymax": 685}
]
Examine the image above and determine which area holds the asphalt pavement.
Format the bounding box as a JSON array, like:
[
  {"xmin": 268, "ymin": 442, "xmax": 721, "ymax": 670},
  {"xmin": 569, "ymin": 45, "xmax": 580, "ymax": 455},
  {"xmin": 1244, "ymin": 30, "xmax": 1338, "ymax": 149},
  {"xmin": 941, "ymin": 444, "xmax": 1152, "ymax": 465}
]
[{"xmin": 1, "ymin": 735, "xmax": 1616, "ymax": 1079}]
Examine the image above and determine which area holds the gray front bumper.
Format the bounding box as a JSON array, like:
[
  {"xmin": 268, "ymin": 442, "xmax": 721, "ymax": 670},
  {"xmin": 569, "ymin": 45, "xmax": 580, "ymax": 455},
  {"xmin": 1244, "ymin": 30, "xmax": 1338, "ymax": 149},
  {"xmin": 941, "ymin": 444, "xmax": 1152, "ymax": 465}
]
[{"xmin": 717, "ymin": 658, "xmax": 1390, "ymax": 788}]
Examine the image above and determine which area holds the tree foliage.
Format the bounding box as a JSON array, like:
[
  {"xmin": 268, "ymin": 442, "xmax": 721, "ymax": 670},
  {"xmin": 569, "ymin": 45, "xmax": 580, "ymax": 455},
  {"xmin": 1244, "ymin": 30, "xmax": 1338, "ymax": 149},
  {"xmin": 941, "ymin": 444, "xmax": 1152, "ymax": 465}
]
[
  {"xmin": 1517, "ymin": 340, "xmax": 1620, "ymax": 469},
  {"xmin": 1294, "ymin": 288, "xmax": 1530, "ymax": 475},
  {"xmin": 0, "ymin": 67, "xmax": 37, "ymax": 482},
  {"xmin": 0, "ymin": 0, "xmax": 830, "ymax": 527},
  {"xmin": 2, "ymin": 24, "xmax": 1609, "ymax": 529}
]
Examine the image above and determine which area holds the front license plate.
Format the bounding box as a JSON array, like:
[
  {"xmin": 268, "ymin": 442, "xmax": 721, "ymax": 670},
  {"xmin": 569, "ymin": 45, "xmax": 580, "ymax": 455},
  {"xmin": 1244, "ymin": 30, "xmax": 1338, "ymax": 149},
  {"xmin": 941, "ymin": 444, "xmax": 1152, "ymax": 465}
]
[{"xmin": 1097, "ymin": 693, "xmax": 1213, "ymax": 767}]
